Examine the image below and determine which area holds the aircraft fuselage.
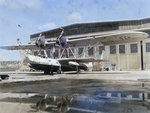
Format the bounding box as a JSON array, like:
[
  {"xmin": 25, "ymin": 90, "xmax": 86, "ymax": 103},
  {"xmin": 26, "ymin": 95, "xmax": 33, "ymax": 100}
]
[{"xmin": 27, "ymin": 55, "xmax": 88, "ymax": 74}]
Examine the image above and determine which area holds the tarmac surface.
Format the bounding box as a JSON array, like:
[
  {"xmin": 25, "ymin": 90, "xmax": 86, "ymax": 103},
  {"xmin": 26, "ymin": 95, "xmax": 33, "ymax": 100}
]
[{"xmin": 0, "ymin": 70, "xmax": 150, "ymax": 113}]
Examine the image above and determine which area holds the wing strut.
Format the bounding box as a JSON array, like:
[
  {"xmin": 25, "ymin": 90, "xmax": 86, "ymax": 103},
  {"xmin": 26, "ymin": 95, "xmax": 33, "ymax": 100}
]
[
  {"xmin": 68, "ymin": 46, "xmax": 76, "ymax": 58},
  {"xmin": 60, "ymin": 48, "xmax": 66, "ymax": 58},
  {"xmin": 44, "ymin": 50, "xmax": 48, "ymax": 58},
  {"xmin": 79, "ymin": 42, "xmax": 100, "ymax": 57}
]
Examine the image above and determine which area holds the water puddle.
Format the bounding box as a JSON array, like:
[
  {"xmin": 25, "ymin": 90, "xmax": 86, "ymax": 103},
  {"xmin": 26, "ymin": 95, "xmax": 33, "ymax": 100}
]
[{"xmin": 0, "ymin": 91, "xmax": 150, "ymax": 113}]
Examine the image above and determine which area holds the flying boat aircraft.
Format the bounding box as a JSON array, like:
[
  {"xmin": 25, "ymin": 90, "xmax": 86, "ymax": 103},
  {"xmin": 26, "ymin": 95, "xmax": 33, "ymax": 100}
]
[{"xmin": 0, "ymin": 27, "xmax": 149, "ymax": 75}]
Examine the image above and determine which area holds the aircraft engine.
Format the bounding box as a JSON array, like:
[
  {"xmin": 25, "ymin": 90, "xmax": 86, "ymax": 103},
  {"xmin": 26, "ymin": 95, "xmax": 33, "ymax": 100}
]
[
  {"xmin": 35, "ymin": 38, "xmax": 46, "ymax": 49},
  {"xmin": 60, "ymin": 36, "xmax": 67, "ymax": 47},
  {"xmin": 35, "ymin": 38, "xmax": 54, "ymax": 49}
]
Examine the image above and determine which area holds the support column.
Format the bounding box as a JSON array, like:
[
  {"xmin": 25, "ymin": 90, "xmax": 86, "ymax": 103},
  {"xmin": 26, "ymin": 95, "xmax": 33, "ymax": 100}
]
[
  {"xmin": 126, "ymin": 43, "xmax": 129, "ymax": 70},
  {"xmin": 141, "ymin": 41, "xmax": 144, "ymax": 70},
  {"xmin": 117, "ymin": 44, "xmax": 120, "ymax": 71}
]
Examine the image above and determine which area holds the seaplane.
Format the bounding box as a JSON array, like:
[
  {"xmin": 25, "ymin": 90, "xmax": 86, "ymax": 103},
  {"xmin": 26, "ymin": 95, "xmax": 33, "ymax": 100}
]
[{"xmin": 0, "ymin": 27, "xmax": 149, "ymax": 75}]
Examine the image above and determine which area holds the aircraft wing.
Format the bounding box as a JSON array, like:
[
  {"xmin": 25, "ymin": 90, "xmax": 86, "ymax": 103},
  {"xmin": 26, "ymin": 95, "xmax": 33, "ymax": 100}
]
[
  {"xmin": 67, "ymin": 31, "xmax": 149, "ymax": 47},
  {"xmin": 58, "ymin": 58, "xmax": 107, "ymax": 63},
  {"xmin": 0, "ymin": 42, "xmax": 55, "ymax": 50},
  {"xmin": 0, "ymin": 31, "xmax": 148, "ymax": 50},
  {"xmin": 0, "ymin": 44, "xmax": 39, "ymax": 50}
]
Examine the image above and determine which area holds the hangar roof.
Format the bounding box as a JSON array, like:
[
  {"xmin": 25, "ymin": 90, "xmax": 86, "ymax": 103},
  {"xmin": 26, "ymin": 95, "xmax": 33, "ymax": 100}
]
[{"xmin": 30, "ymin": 17, "xmax": 150, "ymax": 40}]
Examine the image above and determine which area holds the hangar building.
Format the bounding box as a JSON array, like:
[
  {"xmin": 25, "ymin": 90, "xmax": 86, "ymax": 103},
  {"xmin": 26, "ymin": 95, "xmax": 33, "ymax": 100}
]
[{"xmin": 21, "ymin": 17, "xmax": 150, "ymax": 71}]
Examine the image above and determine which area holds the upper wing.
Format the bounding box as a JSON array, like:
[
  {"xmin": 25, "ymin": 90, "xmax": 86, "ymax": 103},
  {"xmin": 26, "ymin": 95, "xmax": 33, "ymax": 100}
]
[
  {"xmin": 67, "ymin": 31, "xmax": 149, "ymax": 47},
  {"xmin": 1, "ymin": 31, "xmax": 148, "ymax": 50},
  {"xmin": 58, "ymin": 58, "xmax": 107, "ymax": 63},
  {"xmin": 0, "ymin": 44, "xmax": 39, "ymax": 50},
  {"xmin": 0, "ymin": 42, "xmax": 55, "ymax": 50}
]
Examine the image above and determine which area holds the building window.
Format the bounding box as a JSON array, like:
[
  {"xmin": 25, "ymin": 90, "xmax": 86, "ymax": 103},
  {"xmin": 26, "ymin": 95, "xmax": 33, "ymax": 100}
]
[
  {"xmin": 119, "ymin": 45, "xmax": 125, "ymax": 54},
  {"xmin": 130, "ymin": 44, "xmax": 138, "ymax": 53},
  {"xmin": 79, "ymin": 48, "xmax": 83, "ymax": 55},
  {"xmin": 110, "ymin": 45, "xmax": 116, "ymax": 54},
  {"xmin": 99, "ymin": 46, "xmax": 104, "ymax": 54},
  {"xmin": 88, "ymin": 47, "xmax": 94, "ymax": 56},
  {"xmin": 146, "ymin": 43, "xmax": 150, "ymax": 52}
]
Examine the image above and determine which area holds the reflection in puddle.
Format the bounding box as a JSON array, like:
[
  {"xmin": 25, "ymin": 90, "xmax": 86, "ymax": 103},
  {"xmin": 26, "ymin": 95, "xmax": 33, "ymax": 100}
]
[
  {"xmin": 0, "ymin": 92, "xmax": 150, "ymax": 113},
  {"xmin": 31, "ymin": 95, "xmax": 70, "ymax": 113}
]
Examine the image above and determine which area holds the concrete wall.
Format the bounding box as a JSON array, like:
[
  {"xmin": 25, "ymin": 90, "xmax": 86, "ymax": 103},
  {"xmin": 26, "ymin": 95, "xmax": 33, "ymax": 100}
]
[
  {"xmin": 143, "ymin": 38, "xmax": 150, "ymax": 70},
  {"xmin": 72, "ymin": 37, "xmax": 150, "ymax": 71},
  {"xmin": 76, "ymin": 42, "xmax": 142, "ymax": 71},
  {"xmin": 102, "ymin": 42, "xmax": 141, "ymax": 71}
]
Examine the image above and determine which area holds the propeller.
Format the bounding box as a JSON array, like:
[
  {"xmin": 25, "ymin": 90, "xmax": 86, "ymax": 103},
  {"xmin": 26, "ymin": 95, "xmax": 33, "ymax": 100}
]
[
  {"xmin": 35, "ymin": 33, "xmax": 53, "ymax": 50},
  {"xmin": 35, "ymin": 33, "xmax": 46, "ymax": 49},
  {"xmin": 35, "ymin": 30, "xmax": 67, "ymax": 50}
]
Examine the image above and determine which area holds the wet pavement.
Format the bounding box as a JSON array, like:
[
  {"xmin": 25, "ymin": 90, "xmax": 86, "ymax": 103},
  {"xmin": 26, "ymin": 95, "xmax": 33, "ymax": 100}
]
[{"xmin": 0, "ymin": 71, "xmax": 150, "ymax": 113}]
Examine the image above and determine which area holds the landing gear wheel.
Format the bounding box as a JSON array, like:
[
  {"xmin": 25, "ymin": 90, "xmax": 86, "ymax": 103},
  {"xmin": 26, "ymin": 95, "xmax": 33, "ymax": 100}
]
[
  {"xmin": 76, "ymin": 69, "xmax": 80, "ymax": 74},
  {"xmin": 57, "ymin": 70, "xmax": 61, "ymax": 74},
  {"xmin": 76, "ymin": 66, "xmax": 80, "ymax": 74},
  {"xmin": 50, "ymin": 65, "xmax": 54, "ymax": 75},
  {"xmin": 50, "ymin": 71, "xmax": 53, "ymax": 75},
  {"xmin": 44, "ymin": 70, "xmax": 50, "ymax": 74}
]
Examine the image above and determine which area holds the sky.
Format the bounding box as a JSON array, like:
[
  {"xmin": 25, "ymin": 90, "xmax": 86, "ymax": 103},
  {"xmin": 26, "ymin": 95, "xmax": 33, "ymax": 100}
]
[{"xmin": 0, "ymin": 0, "xmax": 150, "ymax": 61}]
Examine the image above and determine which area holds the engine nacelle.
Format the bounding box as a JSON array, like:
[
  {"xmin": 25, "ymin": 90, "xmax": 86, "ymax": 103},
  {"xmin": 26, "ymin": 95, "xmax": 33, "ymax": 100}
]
[{"xmin": 60, "ymin": 36, "xmax": 67, "ymax": 47}]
